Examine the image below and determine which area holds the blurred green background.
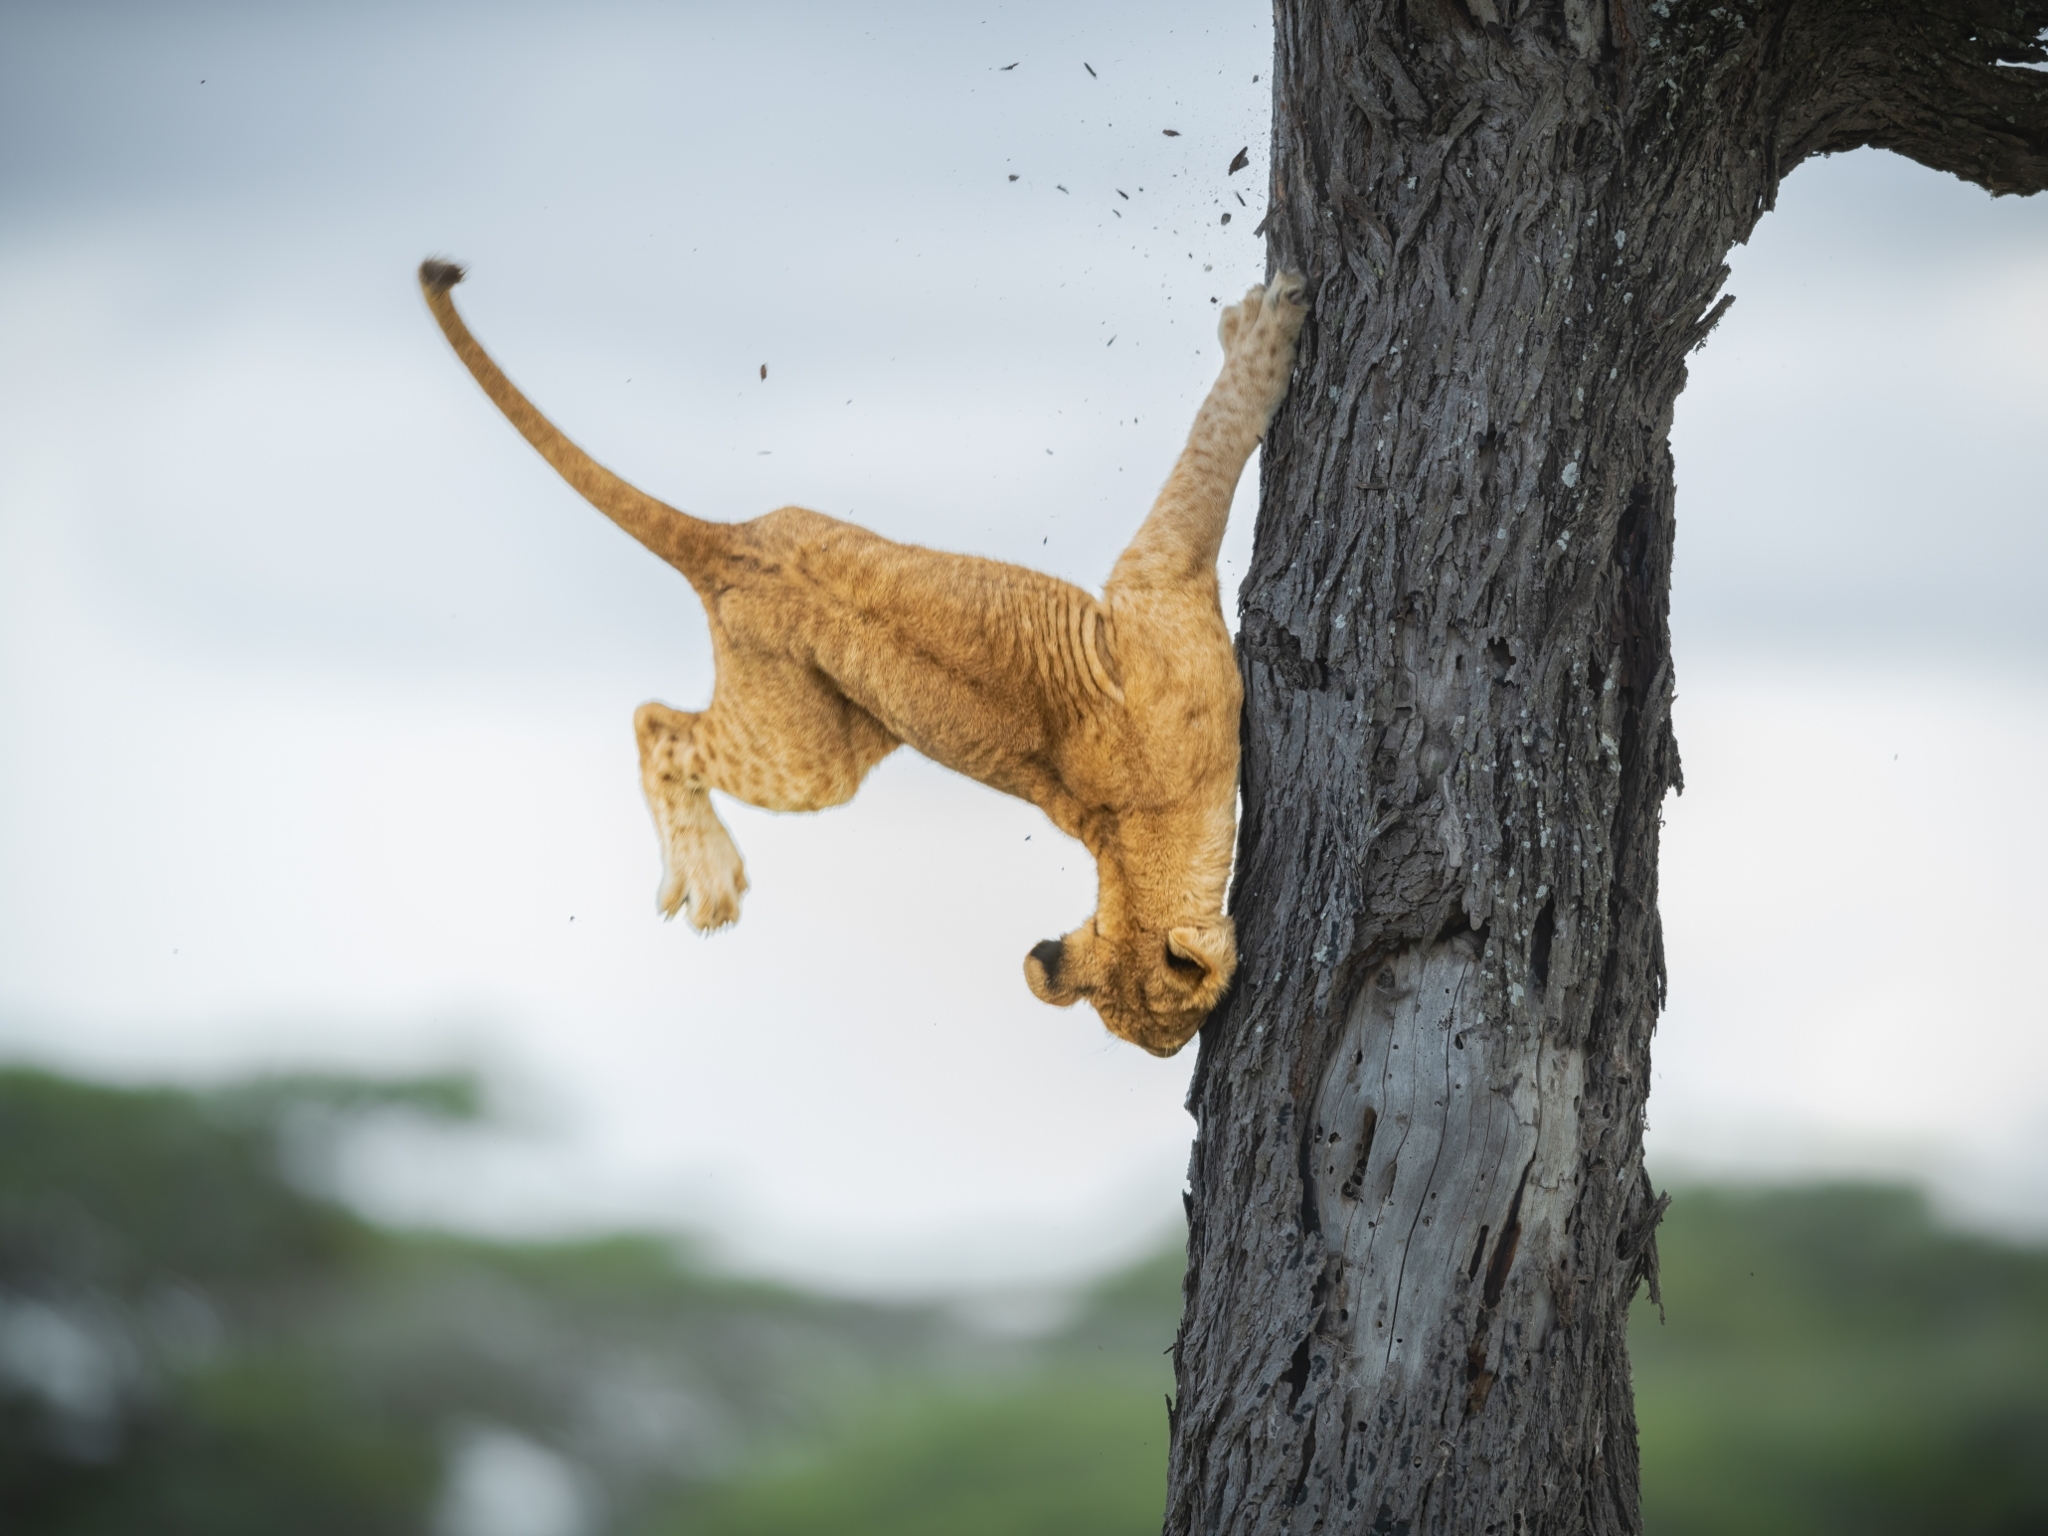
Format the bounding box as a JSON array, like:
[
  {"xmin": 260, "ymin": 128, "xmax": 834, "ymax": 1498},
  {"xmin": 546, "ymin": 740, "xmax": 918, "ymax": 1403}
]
[{"xmin": 3, "ymin": 1066, "xmax": 2044, "ymax": 1536}]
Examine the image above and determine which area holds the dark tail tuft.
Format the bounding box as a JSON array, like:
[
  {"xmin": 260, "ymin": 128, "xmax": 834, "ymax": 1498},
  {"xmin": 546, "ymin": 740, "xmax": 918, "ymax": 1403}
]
[{"xmin": 419, "ymin": 258, "xmax": 467, "ymax": 295}]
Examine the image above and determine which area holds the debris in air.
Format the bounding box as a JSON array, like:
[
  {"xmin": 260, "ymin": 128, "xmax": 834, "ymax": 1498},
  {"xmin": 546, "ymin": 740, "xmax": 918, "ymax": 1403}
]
[
  {"xmin": 1107, "ymin": 336, "xmax": 1116, "ymax": 346},
  {"xmin": 1084, "ymin": 62, "xmax": 1097, "ymax": 77},
  {"xmin": 1228, "ymin": 147, "xmax": 1250, "ymax": 174},
  {"xmin": 1008, "ymin": 173, "xmax": 1019, "ymax": 181},
  {"xmin": 1116, "ymin": 188, "xmax": 1129, "ymax": 199},
  {"xmin": 1236, "ymin": 191, "xmax": 1246, "ymax": 205},
  {"xmin": 1057, "ymin": 184, "xmax": 1069, "ymax": 193},
  {"xmin": 1221, "ymin": 212, "xmax": 1232, "ymax": 225},
  {"xmin": 759, "ymin": 365, "xmax": 767, "ymax": 380},
  {"xmin": 1162, "ymin": 128, "xmax": 1181, "ymax": 137},
  {"xmin": 1000, "ymin": 61, "xmax": 1019, "ymax": 70}
]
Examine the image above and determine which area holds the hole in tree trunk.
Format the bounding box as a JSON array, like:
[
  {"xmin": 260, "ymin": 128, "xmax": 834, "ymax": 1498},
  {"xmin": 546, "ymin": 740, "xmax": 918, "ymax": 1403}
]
[
  {"xmin": 1530, "ymin": 898, "xmax": 1555, "ymax": 992},
  {"xmin": 1339, "ymin": 1107, "xmax": 1379, "ymax": 1201},
  {"xmin": 1281, "ymin": 1331, "xmax": 1315, "ymax": 1410},
  {"xmin": 1483, "ymin": 1158, "xmax": 1534, "ymax": 1308}
]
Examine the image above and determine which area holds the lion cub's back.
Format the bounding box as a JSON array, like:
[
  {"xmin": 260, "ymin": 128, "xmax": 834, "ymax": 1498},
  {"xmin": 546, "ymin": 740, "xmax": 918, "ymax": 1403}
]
[{"xmin": 736, "ymin": 506, "xmax": 1109, "ymax": 786}]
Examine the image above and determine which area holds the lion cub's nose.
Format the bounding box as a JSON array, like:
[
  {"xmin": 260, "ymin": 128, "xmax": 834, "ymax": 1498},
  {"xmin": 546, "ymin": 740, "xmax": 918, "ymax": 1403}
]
[{"xmin": 1027, "ymin": 938, "xmax": 1065, "ymax": 987}]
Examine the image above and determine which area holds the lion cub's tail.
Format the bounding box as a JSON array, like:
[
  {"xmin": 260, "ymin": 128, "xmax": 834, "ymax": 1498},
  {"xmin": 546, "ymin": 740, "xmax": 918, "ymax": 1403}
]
[{"xmin": 419, "ymin": 259, "xmax": 724, "ymax": 578}]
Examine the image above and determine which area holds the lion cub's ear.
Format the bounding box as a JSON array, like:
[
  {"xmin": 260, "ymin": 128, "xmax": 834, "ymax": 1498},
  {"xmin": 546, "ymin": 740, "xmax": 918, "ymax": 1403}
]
[
  {"xmin": 1165, "ymin": 926, "xmax": 1234, "ymax": 994},
  {"xmin": 1025, "ymin": 938, "xmax": 1080, "ymax": 1007}
]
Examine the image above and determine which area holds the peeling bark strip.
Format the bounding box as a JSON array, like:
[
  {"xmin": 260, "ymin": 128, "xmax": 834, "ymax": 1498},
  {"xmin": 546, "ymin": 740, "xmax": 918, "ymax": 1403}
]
[{"xmin": 1168, "ymin": 4, "xmax": 2047, "ymax": 1534}]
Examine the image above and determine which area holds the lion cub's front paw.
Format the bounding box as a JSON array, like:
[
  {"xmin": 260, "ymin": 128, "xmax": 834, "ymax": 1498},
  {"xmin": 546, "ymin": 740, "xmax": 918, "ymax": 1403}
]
[
  {"xmin": 1218, "ymin": 272, "xmax": 1308, "ymax": 354},
  {"xmin": 1218, "ymin": 285, "xmax": 1266, "ymax": 352},
  {"xmin": 1263, "ymin": 270, "xmax": 1308, "ymax": 329},
  {"xmin": 1234, "ymin": 270, "xmax": 1309, "ymax": 420},
  {"xmin": 1248, "ymin": 271, "xmax": 1308, "ymax": 356}
]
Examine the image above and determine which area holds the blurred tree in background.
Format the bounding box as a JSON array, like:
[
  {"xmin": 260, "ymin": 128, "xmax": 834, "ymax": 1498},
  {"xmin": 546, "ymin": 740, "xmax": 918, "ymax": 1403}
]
[
  {"xmin": 2, "ymin": 1065, "xmax": 2044, "ymax": 1535},
  {"xmin": 1632, "ymin": 1185, "xmax": 2048, "ymax": 1536},
  {"xmin": 0, "ymin": 1069, "xmax": 973, "ymax": 1536}
]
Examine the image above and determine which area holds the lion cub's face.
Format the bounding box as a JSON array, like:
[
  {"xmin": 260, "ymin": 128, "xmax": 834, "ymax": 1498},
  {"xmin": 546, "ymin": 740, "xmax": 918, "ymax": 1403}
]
[{"xmin": 1023, "ymin": 919, "xmax": 1236, "ymax": 1056}]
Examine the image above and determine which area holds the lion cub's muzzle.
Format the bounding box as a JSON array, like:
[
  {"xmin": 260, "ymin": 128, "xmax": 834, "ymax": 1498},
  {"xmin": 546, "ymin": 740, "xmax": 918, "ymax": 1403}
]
[{"xmin": 1023, "ymin": 923, "xmax": 1235, "ymax": 1057}]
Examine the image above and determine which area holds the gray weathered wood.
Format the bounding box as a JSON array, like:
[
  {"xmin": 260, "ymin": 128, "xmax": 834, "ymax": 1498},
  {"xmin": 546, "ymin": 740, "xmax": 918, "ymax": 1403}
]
[{"xmin": 1166, "ymin": 2, "xmax": 2048, "ymax": 1531}]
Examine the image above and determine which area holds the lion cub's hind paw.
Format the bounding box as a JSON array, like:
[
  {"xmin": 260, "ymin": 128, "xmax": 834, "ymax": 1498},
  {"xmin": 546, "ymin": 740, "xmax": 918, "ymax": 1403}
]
[
  {"xmin": 658, "ymin": 866, "xmax": 749, "ymax": 933},
  {"xmin": 683, "ymin": 878, "xmax": 745, "ymax": 933},
  {"xmin": 656, "ymin": 830, "xmax": 750, "ymax": 934},
  {"xmin": 656, "ymin": 866, "xmax": 690, "ymax": 923}
]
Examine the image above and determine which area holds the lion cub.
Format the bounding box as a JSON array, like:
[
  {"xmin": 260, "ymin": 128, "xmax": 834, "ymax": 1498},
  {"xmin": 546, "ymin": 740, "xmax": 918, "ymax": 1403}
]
[{"xmin": 421, "ymin": 261, "xmax": 1307, "ymax": 1055}]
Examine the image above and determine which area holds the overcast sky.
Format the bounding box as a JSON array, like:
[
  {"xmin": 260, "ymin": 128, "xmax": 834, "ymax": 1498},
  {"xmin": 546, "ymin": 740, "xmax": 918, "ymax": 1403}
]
[{"xmin": 2, "ymin": 1, "xmax": 2044, "ymax": 1294}]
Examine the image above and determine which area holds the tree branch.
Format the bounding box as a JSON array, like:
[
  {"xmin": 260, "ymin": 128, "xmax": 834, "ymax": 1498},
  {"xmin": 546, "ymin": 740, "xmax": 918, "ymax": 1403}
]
[{"xmin": 1774, "ymin": 0, "xmax": 2048, "ymax": 195}]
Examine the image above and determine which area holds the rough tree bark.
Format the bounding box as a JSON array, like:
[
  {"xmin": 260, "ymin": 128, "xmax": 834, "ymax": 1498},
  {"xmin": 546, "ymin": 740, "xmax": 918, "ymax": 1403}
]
[{"xmin": 1166, "ymin": 3, "xmax": 2048, "ymax": 1533}]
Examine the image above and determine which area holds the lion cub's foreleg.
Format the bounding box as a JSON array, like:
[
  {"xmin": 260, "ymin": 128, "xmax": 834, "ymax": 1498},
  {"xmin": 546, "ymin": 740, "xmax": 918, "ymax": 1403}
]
[
  {"xmin": 1107, "ymin": 272, "xmax": 1308, "ymax": 592},
  {"xmin": 635, "ymin": 703, "xmax": 750, "ymax": 931}
]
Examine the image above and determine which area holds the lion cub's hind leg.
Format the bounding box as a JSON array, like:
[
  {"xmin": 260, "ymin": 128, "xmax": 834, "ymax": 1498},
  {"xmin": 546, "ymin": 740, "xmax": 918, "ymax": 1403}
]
[
  {"xmin": 633, "ymin": 658, "xmax": 899, "ymax": 932},
  {"xmin": 635, "ymin": 703, "xmax": 750, "ymax": 931}
]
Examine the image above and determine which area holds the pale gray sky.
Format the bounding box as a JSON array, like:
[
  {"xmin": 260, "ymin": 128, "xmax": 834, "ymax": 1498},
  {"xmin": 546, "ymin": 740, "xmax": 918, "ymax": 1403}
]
[{"xmin": 2, "ymin": 1, "xmax": 2044, "ymax": 1292}]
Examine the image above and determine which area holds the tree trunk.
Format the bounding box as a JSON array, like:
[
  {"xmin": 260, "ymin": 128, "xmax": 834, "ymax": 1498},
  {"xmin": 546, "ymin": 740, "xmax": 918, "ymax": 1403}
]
[{"xmin": 1165, "ymin": 3, "xmax": 2048, "ymax": 1532}]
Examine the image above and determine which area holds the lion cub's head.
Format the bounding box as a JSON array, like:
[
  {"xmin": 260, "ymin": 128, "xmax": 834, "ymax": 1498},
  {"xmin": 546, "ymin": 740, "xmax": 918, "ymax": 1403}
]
[{"xmin": 1023, "ymin": 918, "xmax": 1236, "ymax": 1056}]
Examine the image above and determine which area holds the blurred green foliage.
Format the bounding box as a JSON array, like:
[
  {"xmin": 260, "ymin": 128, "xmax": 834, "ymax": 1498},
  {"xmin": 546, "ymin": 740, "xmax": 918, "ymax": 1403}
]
[
  {"xmin": 657, "ymin": 1248, "xmax": 1185, "ymax": 1536},
  {"xmin": 1633, "ymin": 1184, "xmax": 2048, "ymax": 1536},
  {"xmin": 664, "ymin": 1381, "xmax": 1171, "ymax": 1536},
  {"xmin": 4, "ymin": 1064, "xmax": 2046, "ymax": 1535},
  {"xmin": 0, "ymin": 1067, "xmax": 966, "ymax": 1535}
]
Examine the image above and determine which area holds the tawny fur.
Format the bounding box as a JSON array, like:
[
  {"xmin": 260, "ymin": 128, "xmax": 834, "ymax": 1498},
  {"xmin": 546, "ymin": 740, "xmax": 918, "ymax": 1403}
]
[{"xmin": 420, "ymin": 258, "xmax": 1307, "ymax": 1056}]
